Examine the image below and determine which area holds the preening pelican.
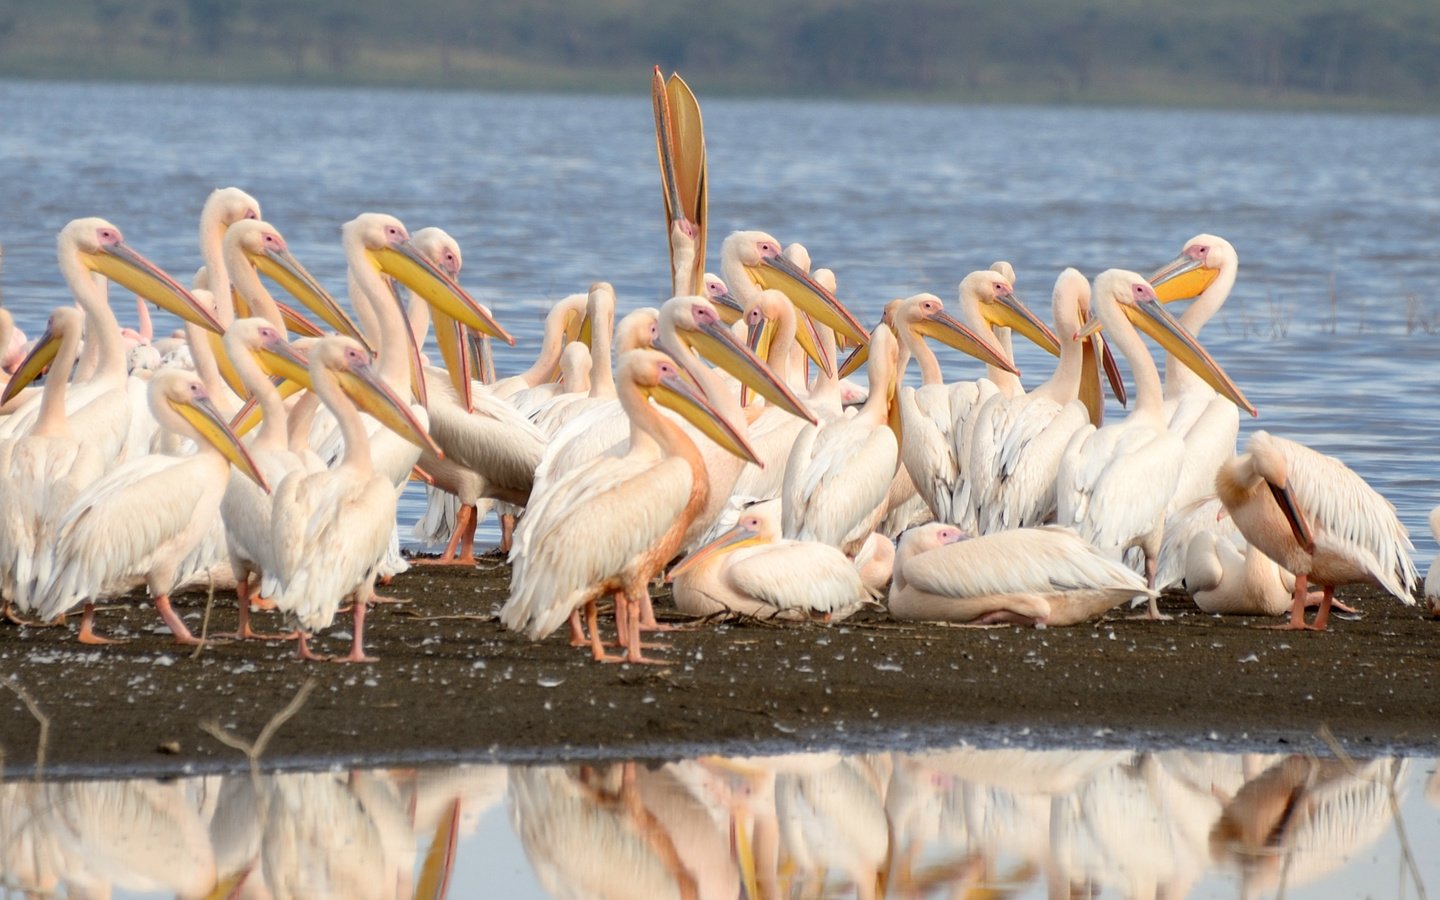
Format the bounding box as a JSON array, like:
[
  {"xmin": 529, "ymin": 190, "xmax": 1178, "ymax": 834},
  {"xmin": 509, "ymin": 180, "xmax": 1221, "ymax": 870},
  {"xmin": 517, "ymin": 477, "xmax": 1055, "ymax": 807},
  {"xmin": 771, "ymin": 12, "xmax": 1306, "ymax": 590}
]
[
  {"xmin": 889, "ymin": 523, "xmax": 1150, "ymax": 626},
  {"xmin": 669, "ymin": 499, "xmax": 872, "ymax": 621},
  {"xmin": 783, "ymin": 323, "xmax": 901, "ymax": 556},
  {"xmin": 1056, "ymin": 269, "xmax": 1254, "ymax": 619},
  {"xmin": 502, "ymin": 349, "xmax": 760, "ymax": 664},
  {"xmin": 0, "ymin": 308, "xmax": 104, "ymax": 619},
  {"xmin": 264, "ymin": 337, "xmax": 440, "ymax": 662},
  {"xmin": 1215, "ymin": 430, "xmax": 1417, "ymax": 630},
  {"xmin": 967, "ymin": 268, "xmax": 1097, "ymax": 534},
  {"xmin": 32, "ymin": 369, "xmax": 267, "ymax": 644}
]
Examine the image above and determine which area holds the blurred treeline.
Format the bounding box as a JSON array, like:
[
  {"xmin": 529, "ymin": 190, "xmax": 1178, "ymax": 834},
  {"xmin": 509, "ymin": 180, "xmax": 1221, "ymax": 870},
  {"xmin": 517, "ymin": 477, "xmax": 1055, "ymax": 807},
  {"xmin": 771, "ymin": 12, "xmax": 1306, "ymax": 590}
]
[{"xmin": 2, "ymin": 0, "xmax": 1438, "ymax": 108}]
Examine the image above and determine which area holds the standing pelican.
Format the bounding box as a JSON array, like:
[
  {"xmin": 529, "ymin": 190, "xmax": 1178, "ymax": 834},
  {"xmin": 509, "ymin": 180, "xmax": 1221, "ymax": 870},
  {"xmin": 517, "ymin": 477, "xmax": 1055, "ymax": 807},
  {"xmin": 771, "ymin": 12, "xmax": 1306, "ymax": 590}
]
[
  {"xmin": 889, "ymin": 523, "xmax": 1151, "ymax": 626},
  {"xmin": 265, "ymin": 337, "xmax": 440, "ymax": 661},
  {"xmin": 1056, "ymin": 270, "xmax": 1255, "ymax": 619},
  {"xmin": 502, "ymin": 349, "xmax": 760, "ymax": 663},
  {"xmin": 0, "ymin": 308, "xmax": 104, "ymax": 619},
  {"xmin": 668, "ymin": 499, "xmax": 872, "ymax": 621},
  {"xmin": 1427, "ymin": 506, "xmax": 1440, "ymax": 616},
  {"xmin": 1215, "ymin": 430, "xmax": 1417, "ymax": 630},
  {"xmin": 32, "ymin": 369, "xmax": 267, "ymax": 644}
]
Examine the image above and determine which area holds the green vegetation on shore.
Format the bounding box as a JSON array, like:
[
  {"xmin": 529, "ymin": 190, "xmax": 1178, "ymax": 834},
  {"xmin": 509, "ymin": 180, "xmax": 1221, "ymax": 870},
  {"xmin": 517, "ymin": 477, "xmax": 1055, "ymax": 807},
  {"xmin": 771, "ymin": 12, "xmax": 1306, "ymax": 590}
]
[{"xmin": 2, "ymin": 0, "xmax": 1438, "ymax": 110}]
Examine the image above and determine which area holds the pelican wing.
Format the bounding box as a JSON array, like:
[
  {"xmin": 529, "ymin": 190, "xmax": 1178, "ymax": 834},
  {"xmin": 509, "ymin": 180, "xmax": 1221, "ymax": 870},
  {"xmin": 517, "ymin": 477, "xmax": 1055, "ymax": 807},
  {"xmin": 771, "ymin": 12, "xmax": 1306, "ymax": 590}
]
[
  {"xmin": 725, "ymin": 541, "xmax": 868, "ymax": 614},
  {"xmin": 1154, "ymin": 495, "xmax": 1244, "ymax": 590},
  {"xmin": 0, "ymin": 434, "xmax": 105, "ymax": 607},
  {"xmin": 971, "ymin": 394, "xmax": 1089, "ymax": 534},
  {"xmin": 898, "ymin": 385, "xmax": 956, "ymax": 524},
  {"xmin": 503, "ymin": 454, "xmax": 693, "ymax": 639},
  {"xmin": 904, "ymin": 527, "xmax": 1149, "ymax": 598},
  {"xmin": 1270, "ymin": 434, "xmax": 1417, "ymax": 600},
  {"xmin": 782, "ymin": 418, "xmax": 898, "ymax": 548},
  {"xmin": 426, "ymin": 383, "xmax": 546, "ymax": 502},
  {"xmin": 945, "ymin": 379, "xmax": 996, "ymax": 530},
  {"xmin": 1057, "ymin": 423, "xmax": 1183, "ymax": 552}
]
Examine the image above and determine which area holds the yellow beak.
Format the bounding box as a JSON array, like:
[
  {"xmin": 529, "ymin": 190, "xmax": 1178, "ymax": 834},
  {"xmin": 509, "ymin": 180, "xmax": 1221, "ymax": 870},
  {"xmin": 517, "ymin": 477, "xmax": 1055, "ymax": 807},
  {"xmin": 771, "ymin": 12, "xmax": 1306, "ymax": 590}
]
[
  {"xmin": 249, "ymin": 245, "xmax": 370, "ymax": 349},
  {"xmin": 432, "ymin": 307, "xmax": 473, "ymax": 413},
  {"xmin": 172, "ymin": 393, "xmax": 270, "ymax": 492},
  {"xmin": 335, "ymin": 355, "xmax": 441, "ymax": 456},
  {"xmin": 86, "ymin": 241, "xmax": 224, "ymax": 333},
  {"xmin": 1148, "ymin": 253, "xmax": 1219, "ymax": 303},
  {"xmin": 670, "ymin": 318, "xmax": 816, "ymax": 425},
  {"xmin": 1, "ymin": 321, "xmax": 63, "ymax": 404},
  {"xmin": 750, "ymin": 253, "xmax": 869, "ymax": 346},
  {"xmin": 668, "ymin": 522, "xmax": 763, "ymax": 581},
  {"xmin": 984, "ymin": 292, "xmax": 1062, "ymax": 356},
  {"xmin": 370, "ymin": 243, "xmax": 513, "ymax": 345},
  {"xmin": 649, "ymin": 365, "xmax": 761, "ymax": 465},
  {"xmin": 914, "ymin": 309, "xmax": 1020, "ymax": 375},
  {"xmin": 654, "ymin": 67, "xmax": 708, "ymax": 296},
  {"xmin": 1125, "ymin": 296, "xmax": 1257, "ymax": 416}
]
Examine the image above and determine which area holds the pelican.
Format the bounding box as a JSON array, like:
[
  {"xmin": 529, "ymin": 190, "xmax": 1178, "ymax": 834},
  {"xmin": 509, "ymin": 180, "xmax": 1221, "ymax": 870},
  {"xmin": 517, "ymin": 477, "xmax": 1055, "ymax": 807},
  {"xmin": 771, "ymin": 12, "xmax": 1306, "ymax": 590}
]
[
  {"xmin": 1056, "ymin": 269, "xmax": 1255, "ymax": 619},
  {"xmin": 218, "ymin": 318, "xmax": 317, "ymax": 639},
  {"xmin": 1426, "ymin": 506, "xmax": 1440, "ymax": 616},
  {"xmin": 0, "ymin": 308, "xmax": 104, "ymax": 620},
  {"xmin": 668, "ymin": 499, "xmax": 872, "ymax": 621},
  {"xmin": 31, "ymin": 369, "xmax": 267, "ymax": 644},
  {"xmin": 0, "ymin": 308, "xmax": 14, "ymax": 394},
  {"xmin": 654, "ymin": 66, "xmax": 707, "ymax": 295},
  {"xmin": 485, "ymin": 293, "xmax": 587, "ymax": 401},
  {"xmin": 502, "ymin": 349, "xmax": 760, "ymax": 664},
  {"xmin": 1215, "ymin": 430, "xmax": 1417, "ymax": 630},
  {"xmin": 889, "ymin": 523, "xmax": 1150, "ymax": 625},
  {"xmin": 720, "ymin": 230, "xmax": 870, "ymax": 347},
  {"xmin": 967, "ymin": 268, "xmax": 1099, "ymax": 533},
  {"xmin": 782, "ymin": 323, "xmax": 901, "ymax": 556},
  {"xmin": 264, "ymin": 336, "xmax": 440, "ymax": 662}
]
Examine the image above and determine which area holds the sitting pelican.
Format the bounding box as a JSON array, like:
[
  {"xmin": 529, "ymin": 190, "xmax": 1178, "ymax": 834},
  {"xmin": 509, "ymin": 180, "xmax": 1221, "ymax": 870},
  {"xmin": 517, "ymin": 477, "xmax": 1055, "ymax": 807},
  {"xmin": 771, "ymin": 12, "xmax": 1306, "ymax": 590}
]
[
  {"xmin": 889, "ymin": 523, "xmax": 1151, "ymax": 626},
  {"xmin": 1215, "ymin": 430, "xmax": 1417, "ymax": 630},
  {"xmin": 265, "ymin": 337, "xmax": 439, "ymax": 662},
  {"xmin": 0, "ymin": 308, "xmax": 104, "ymax": 620},
  {"xmin": 502, "ymin": 349, "xmax": 760, "ymax": 664},
  {"xmin": 1056, "ymin": 270, "xmax": 1254, "ymax": 619},
  {"xmin": 668, "ymin": 499, "xmax": 872, "ymax": 622},
  {"xmin": 31, "ymin": 369, "xmax": 267, "ymax": 644}
]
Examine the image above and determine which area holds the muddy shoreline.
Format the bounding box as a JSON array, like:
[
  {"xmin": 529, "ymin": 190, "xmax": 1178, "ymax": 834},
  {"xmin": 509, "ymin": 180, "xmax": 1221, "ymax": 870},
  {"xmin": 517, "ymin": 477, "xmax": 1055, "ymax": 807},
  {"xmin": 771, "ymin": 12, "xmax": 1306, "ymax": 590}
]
[{"xmin": 2, "ymin": 552, "xmax": 1437, "ymax": 781}]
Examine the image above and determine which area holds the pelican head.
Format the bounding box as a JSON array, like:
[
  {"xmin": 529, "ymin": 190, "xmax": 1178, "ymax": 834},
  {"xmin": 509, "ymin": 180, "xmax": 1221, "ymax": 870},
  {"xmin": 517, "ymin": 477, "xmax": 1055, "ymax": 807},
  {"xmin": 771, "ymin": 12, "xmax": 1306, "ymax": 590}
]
[
  {"xmin": 1084, "ymin": 268, "xmax": 1256, "ymax": 417},
  {"xmin": 1232, "ymin": 431, "xmax": 1316, "ymax": 554},
  {"xmin": 896, "ymin": 292, "xmax": 1019, "ymax": 374},
  {"xmin": 225, "ymin": 317, "xmax": 310, "ymax": 385},
  {"xmin": 624, "ymin": 348, "xmax": 760, "ymax": 465},
  {"xmin": 313, "ymin": 335, "xmax": 440, "ymax": 456},
  {"xmin": 668, "ymin": 499, "xmax": 782, "ymax": 581},
  {"xmin": 345, "ymin": 213, "xmax": 510, "ymax": 345},
  {"xmin": 744, "ymin": 287, "xmax": 833, "ymax": 381},
  {"xmin": 1, "ymin": 306, "xmax": 84, "ymax": 405},
  {"xmin": 149, "ymin": 368, "xmax": 269, "ymax": 491},
  {"xmin": 659, "ymin": 295, "xmax": 816, "ymax": 424},
  {"xmin": 896, "ymin": 523, "xmax": 967, "ymax": 563},
  {"xmin": 721, "ymin": 230, "xmax": 869, "ymax": 345},
  {"xmin": 225, "ymin": 219, "xmax": 367, "ymax": 346},
  {"xmin": 959, "ymin": 269, "xmax": 1061, "ymax": 356},
  {"xmin": 1148, "ymin": 233, "xmax": 1236, "ymax": 303},
  {"xmin": 412, "ymin": 227, "xmax": 462, "ymax": 278},
  {"xmin": 201, "ymin": 187, "xmax": 261, "ymax": 242},
  {"xmin": 62, "ymin": 217, "xmax": 223, "ymax": 333},
  {"xmin": 702, "ymin": 273, "xmax": 744, "ymax": 323},
  {"xmin": 616, "ymin": 307, "xmax": 661, "ymax": 353}
]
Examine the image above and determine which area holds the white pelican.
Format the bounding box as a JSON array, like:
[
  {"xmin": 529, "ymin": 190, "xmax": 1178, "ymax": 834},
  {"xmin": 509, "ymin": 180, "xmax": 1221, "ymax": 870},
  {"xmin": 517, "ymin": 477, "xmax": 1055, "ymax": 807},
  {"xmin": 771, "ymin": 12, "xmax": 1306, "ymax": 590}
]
[
  {"xmin": 0, "ymin": 308, "xmax": 104, "ymax": 620},
  {"xmin": 528, "ymin": 282, "xmax": 616, "ymax": 436},
  {"xmin": 502, "ymin": 349, "xmax": 760, "ymax": 664},
  {"xmin": 485, "ymin": 293, "xmax": 587, "ymax": 401},
  {"xmin": 782, "ymin": 323, "xmax": 901, "ymax": 556},
  {"xmin": 1215, "ymin": 430, "xmax": 1417, "ymax": 630},
  {"xmin": 720, "ymin": 230, "xmax": 870, "ymax": 347},
  {"xmin": 889, "ymin": 523, "xmax": 1151, "ymax": 626},
  {"xmin": 31, "ymin": 369, "xmax": 267, "ymax": 644},
  {"xmin": 967, "ymin": 268, "xmax": 1099, "ymax": 533},
  {"xmin": 1056, "ymin": 269, "xmax": 1255, "ymax": 618},
  {"xmin": 1426, "ymin": 506, "xmax": 1440, "ymax": 616},
  {"xmin": 0, "ymin": 308, "xmax": 14, "ymax": 394},
  {"xmin": 217, "ymin": 318, "xmax": 317, "ymax": 640},
  {"xmin": 264, "ymin": 336, "xmax": 439, "ymax": 662},
  {"xmin": 668, "ymin": 499, "xmax": 872, "ymax": 621}
]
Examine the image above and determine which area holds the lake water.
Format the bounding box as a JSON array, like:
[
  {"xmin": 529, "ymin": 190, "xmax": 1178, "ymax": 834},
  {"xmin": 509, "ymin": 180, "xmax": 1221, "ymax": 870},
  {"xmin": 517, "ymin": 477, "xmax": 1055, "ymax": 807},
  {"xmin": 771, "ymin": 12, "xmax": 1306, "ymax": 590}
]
[
  {"xmin": 2, "ymin": 746, "xmax": 1435, "ymax": 897},
  {"xmin": 1, "ymin": 81, "xmax": 1439, "ymax": 897}
]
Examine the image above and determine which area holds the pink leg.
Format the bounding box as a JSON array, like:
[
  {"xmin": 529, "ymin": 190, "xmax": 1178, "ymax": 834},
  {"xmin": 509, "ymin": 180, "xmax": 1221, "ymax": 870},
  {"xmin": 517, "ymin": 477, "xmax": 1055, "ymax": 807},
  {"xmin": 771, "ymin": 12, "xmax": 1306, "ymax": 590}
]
[
  {"xmin": 569, "ymin": 609, "xmax": 588, "ymax": 647},
  {"xmin": 295, "ymin": 632, "xmax": 329, "ymax": 662},
  {"xmin": 331, "ymin": 597, "xmax": 378, "ymax": 663},
  {"xmin": 416, "ymin": 504, "xmax": 478, "ymax": 567},
  {"xmin": 588, "ymin": 600, "xmax": 624, "ymax": 663},
  {"xmin": 1312, "ymin": 586, "xmax": 1334, "ymax": 631},
  {"xmin": 500, "ymin": 514, "xmax": 516, "ymax": 555},
  {"xmin": 77, "ymin": 603, "xmax": 123, "ymax": 645},
  {"xmin": 620, "ymin": 589, "xmax": 667, "ymax": 665},
  {"xmin": 155, "ymin": 594, "xmax": 206, "ymax": 645},
  {"xmin": 1267, "ymin": 572, "xmax": 1313, "ymax": 630},
  {"xmin": 217, "ymin": 576, "xmax": 292, "ymax": 641}
]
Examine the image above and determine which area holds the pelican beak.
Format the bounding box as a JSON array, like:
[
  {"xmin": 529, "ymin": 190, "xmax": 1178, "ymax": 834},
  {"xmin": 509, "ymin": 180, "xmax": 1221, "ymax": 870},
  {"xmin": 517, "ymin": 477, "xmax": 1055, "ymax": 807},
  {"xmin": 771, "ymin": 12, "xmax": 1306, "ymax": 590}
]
[
  {"xmin": 1077, "ymin": 309, "xmax": 1127, "ymax": 426},
  {"xmin": 674, "ymin": 318, "xmax": 816, "ymax": 424},
  {"xmin": 203, "ymin": 329, "xmax": 251, "ymax": 400},
  {"xmin": 274, "ymin": 298, "xmax": 325, "ymax": 337},
  {"xmin": 654, "ymin": 67, "xmax": 707, "ymax": 295},
  {"xmin": 915, "ymin": 310, "xmax": 1019, "ymax": 375},
  {"xmin": 171, "ymin": 392, "xmax": 270, "ymax": 492},
  {"xmin": 667, "ymin": 523, "xmax": 763, "ymax": 581},
  {"xmin": 377, "ymin": 275, "xmax": 430, "ymax": 407},
  {"xmin": 371, "ymin": 242, "xmax": 513, "ymax": 345},
  {"xmin": 649, "ymin": 365, "xmax": 761, "ymax": 465},
  {"xmin": 751, "ymin": 253, "xmax": 869, "ymax": 345},
  {"xmin": 1148, "ymin": 253, "xmax": 1218, "ymax": 303},
  {"xmin": 468, "ymin": 330, "xmax": 497, "ymax": 386},
  {"xmin": 1, "ymin": 322, "xmax": 63, "ymax": 404},
  {"xmin": 710, "ymin": 287, "xmax": 745, "ymax": 325},
  {"xmin": 228, "ymin": 376, "xmax": 306, "ymax": 438},
  {"xmin": 250, "ymin": 245, "xmax": 370, "ymax": 349},
  {"xmin": 87, "ymin": 241, "xmax": 224, "ymax": 333},
  {"xmin": 838, "ymin": 340, "xmax": 869, "ymax": 379},
  {"xmin": 985, "ymin": 292, "xmax": 1061, "ymax": 356},
  {"xmin": 255, "ymin": 337, "xmax": 312, "ymax": 387},
  {"xmin": 741, "ymin": 310, "xmax": 775, "ymax": 408},
  {"xmin": 1268, "ymin": 480, "xmax": 1316, "ymax": 554},
  {"xmin": 794, "ymin": 313, "xmax": 834, "ymax": 378},
  {"xmin": 431, "ymin": 308, "xmax": 473, "ymax": 413},
  {"xmin": 1124, "ymin": 295, "xmax": 1257, "ymax": 416},
  {"xmin": 335, "ymin": 353, "xmax": 441, "ymax": 456}
]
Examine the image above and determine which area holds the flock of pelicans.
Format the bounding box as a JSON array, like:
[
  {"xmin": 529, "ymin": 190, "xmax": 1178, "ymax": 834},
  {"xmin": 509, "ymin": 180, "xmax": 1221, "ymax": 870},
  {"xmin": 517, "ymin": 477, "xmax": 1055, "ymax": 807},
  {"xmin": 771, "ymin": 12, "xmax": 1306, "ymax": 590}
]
[
  {"xmin": 0, "ymin": 181, "xmax": 1427, "ymax": 665},
  {"xmin": 0, "ymin": 180, "xmax": 1430, "ymax": 665}
]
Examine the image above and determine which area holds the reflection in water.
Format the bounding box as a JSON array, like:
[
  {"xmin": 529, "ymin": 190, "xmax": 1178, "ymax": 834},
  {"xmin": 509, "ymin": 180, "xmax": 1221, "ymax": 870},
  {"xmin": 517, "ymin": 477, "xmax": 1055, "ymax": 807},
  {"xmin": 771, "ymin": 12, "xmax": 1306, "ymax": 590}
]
[{"xmin": 0, "ymin": 748, "xmax": 1426, "ymax": 898}]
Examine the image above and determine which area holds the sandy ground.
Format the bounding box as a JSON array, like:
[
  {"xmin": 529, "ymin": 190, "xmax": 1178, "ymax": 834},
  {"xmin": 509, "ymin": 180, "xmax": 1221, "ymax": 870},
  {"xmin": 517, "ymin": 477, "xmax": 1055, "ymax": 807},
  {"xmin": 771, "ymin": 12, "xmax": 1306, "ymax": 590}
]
[{"xmin": 2, "ymin": 551, "xmax": 1437, "ymax": 780}]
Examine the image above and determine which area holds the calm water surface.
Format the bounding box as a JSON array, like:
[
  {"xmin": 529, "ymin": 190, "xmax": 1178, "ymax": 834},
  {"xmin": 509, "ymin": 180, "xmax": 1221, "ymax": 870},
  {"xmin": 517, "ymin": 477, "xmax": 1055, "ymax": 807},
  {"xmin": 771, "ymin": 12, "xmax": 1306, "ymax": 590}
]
[
  {"xmin": 2, "ymin": 80, "xmax": 1440, "ymax": 898},
  {"xmin": 2, "ymin": 746, "xmax": 1435, "ymax": 898}
]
